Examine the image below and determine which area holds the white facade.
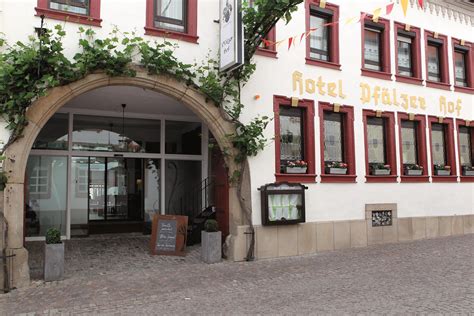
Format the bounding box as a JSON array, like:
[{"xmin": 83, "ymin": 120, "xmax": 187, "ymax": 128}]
[{"xmin": 0, "ymin": 0, "xmax": 473, "ymax": 229}]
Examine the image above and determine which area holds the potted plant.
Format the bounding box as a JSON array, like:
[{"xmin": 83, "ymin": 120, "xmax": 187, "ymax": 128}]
[
  {"xmin": 44, "ymin": 228, "xmax": 64, "ymax": 281},
  {"xmin": 325, "ymin": 161, "xmax": 348, "ymax": 175},
  {"xmin": 434, "ymin": 164, "xmax": 451, "ymax": 176},
  {"xmin": 370, "ymin": 163, "xmax": 391, "ymax": 176},
  {"xmin": 462, "ymin": 165, "xmax": 474, "ymax": 176},
  {"xmin": 404, "ymin": 164, "xmax": 423, "ymax": 176},
  {"xmin": 285, "ymin": 160, "xmax": 308, "ymax": 174},
  {"xmin": 201, "ymin": 219, "xmax": 222, "ymax": 264}
]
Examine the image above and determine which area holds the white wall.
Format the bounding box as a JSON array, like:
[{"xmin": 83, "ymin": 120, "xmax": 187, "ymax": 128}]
[{"xmin": 1, "ymin": 0, "xmax": 473, "ymax": 225}]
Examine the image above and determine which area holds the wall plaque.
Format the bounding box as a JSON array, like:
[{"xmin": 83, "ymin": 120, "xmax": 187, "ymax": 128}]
[{"xmin": 150, "ymin": 214, "xmax": 188, "ymax": 256}]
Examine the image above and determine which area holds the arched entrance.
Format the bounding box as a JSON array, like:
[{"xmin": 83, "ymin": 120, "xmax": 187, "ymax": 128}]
[{"xmin": 2, "ymin": 69, "xmax": 247, "ymax": 288}]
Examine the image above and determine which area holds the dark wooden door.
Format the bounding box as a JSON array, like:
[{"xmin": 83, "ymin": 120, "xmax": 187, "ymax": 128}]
[{"xmin": 211, "ymin": 147, "xmax": 229, "ymax": 239}]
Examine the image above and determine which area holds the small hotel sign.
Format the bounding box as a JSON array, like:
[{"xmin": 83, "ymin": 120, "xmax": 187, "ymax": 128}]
[{"xmin": 219, "ymin": 0, "xmax": 244, "ymax": 72}]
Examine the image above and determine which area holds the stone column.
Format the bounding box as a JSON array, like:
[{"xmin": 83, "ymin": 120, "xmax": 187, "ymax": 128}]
[{"xmin": 3, "ymin": 183, "xmax": 30, "ymax": 288}]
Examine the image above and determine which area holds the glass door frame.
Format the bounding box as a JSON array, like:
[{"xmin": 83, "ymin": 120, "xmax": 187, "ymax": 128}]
[{"xmin": 27, "ymin": 108, "xmax": 209, "ymax": 240}]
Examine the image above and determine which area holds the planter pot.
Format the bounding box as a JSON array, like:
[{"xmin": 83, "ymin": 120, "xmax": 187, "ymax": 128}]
[
  {"xmin": 405, "ymin": 169, "xmax": 423, "ymax": 176},
  {"xmin": 201, "ymin": 231, "xmax": 222, "ymax": 264},
  {"xmin": 326, "ymin": 167, "xmax": 347, "ymax": 175},
  {"xmin": 285, "ymin": 167, "xmax": 307, "ymax": 174},
  {"xmin": 463, "ymin": 170, "xmax": 474, "ymax": 176},
  {"xmin": 435, "ymin": 169, "xmax": 451, "ymax": 176},
  {"xmin": 371, "ymin": 169, "xmax": 390, "ymax": 176},
  {"xmin": 44, "ymin": 243, "xmax": 64, "ymax": 282}
]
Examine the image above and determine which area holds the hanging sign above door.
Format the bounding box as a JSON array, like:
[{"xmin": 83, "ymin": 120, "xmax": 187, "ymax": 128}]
[
  {"xmin": 150, "ymin": 214, "xmax": 188, "ymax": 256},
  {"xmin": 219, "ymin": 0, "xmax": 244, "ymax": 72}
]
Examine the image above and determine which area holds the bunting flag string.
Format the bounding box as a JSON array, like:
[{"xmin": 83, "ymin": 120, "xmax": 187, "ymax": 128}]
[{"xmin": 257, "ymin": 1, "xmax": 425, "ymax": 52}]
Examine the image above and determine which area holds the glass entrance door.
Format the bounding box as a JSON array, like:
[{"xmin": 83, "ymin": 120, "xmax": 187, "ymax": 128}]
[{"xmin": 86, "ymin": 157, "xmax": 144, "ymax": 225}]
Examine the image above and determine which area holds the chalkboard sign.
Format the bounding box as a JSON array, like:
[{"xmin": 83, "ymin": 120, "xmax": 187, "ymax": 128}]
[{"xmin": 150, "ymin": 214, "xmax": 188, "ymax": 256}]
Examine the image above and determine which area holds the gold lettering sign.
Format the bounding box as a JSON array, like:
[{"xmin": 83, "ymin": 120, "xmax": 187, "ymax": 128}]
[{"xmin": 292, "ymin": 71, "xmax": 465, "ymax": 117}]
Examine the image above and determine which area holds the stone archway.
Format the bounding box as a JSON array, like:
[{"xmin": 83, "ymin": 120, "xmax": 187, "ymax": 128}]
[{"xmin": 2, "ymin": 68, "xmax": 247, "ymax": 288}]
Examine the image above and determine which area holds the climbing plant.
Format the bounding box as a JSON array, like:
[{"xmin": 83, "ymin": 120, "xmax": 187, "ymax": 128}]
[{"xmin": 0, "ymin": 0, "xmax": 304, "ymax": 258}]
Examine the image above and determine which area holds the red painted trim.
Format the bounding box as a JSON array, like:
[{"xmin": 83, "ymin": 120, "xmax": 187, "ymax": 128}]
[
  {"xmin": 427, "ymin": 116, "xmax": 457, "ymax": 180},
  {"xmin": 275, "ymin": 173, "xmax": 317, "ymax": 183},
  {"xmin": 320, "ymin": 175, "xmax": 356, "ymax": 183},
  {"xmin": 452, "ymin": 38, "xmax": 473, "ymax": 90},
  {"xmin": 35, "ymin": 0, "xmax": 102, "ymax": 27},
  {"xmin": 274, "ymin": 95, "xmax": 316, "ymax": 183},
  {"xmin": 398, "ymin": 113, "xmax": 429, "ymax": 183},
  {"xmin": 362, "ymin": 110, "xmax": 397, "ymax": 183},
  {"xmin": 361, "ymin": 14, "xmax": 391, "ymax": 78},
  {"xmin": 426, "ymin": 81, "xmax": 451, "ymax": 91},
  {"xmin": 424, "ymin": 30, "xmax": 450, "ymax": 88},
  {"xmin": 145, "ymin": 0, "xmax": 198, "ymax": 44},
  {"xmin": 305, "ymin": 0, "xmax": 340, "ymax": 70},
  {"xmin": 395, "ymin": 75, "xmax": 423, "ymax": 85},
  {"xmin": 361, "ymin": 68, "xmax": 392, "ymax": 80},
  {"xmin": 455, "ymin": 118, "xmax": 474, "ymax": 182},
  {"xmin": 394, "ymin": 22, "xmax": 422, "ymax": 84},
  {"xmin": 256, "ymin": 27, "xmax": 277, "ymax": 58},
  {"xmin": 319, "ymin": 102, "xmax": 356, "ymax": 183}
]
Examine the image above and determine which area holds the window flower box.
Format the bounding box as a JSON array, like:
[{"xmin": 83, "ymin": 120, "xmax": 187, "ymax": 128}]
[
  {"xmin": 435, "ymin": 169, "xmax": 451, "ymax": 176},
  {"xmin": 285, "ymin": 167, "xmax": 307, "ymax": 174},
  {"xmin": 434, "ymin": 164, "xmax": 451, "ymax": 176},
  {"xmin": 285, "ymin": 160, "xmax": 308, "ymax": 174},
  {"xmin": 404, "ymin": 164, "xmax": 423, "ymax": 176},
  {"xmin": 326, "ymin": 167, "xmax": 348, "ymax": 175},
  {"xmin": 405, "ymin": 169, "xmax": 423, "ymax": 176},
  {"xmin": 370, "ymin": 163, "xmax": 391, "ymax": 176},
  {"xmin": 325, "ymin": 162, "xmax": 348, "ymax": 175},
  {"xmin": 462, "ymin": 166, "xmax": 474, "ymax": 176}
]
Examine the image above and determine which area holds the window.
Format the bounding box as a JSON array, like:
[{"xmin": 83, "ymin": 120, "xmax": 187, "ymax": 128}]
[
  {"xmin": 145, "ymin": 0, "xmax": 198, "ymax": 43},
  {"xmin": 29, "ymin": 166, "xmax": 50, "ymax": 197},
  {"xmin": 274, "ymin": 96, "xmax": 315, "ymax": 183},
  {"xmin": 305, "ymin": 1, "xmax": 340, "ymax": 69},
  {"xmin": 398, "ymin": 113, "xmax": 428, "ymax": 182},
  {"xmin": 428, "ymin": 117, "xmax": 456, "ymax": 182},
  {"xmin": 456, "ymin": 119, "xmax": 474, "ymax": 181},
  {"xmin": 394, "ymin": 23, "xmax": 422, "ymax": 85},
  {"xmin": 425, "ymin": 31, "xmax": 449, "ymax": 90},
  {"xmin": 452, "ymin": 38, "xmax": 473, "ymax": 93},
  {"xmin": 363, "ymin": 111, "xmax": 396, "ymax": 182},
  {"xmin": 361, "ymin": 16, "xmax": 391, "ymax": 79},
  {"xmin": 397, "ymin": 34, "xmax": 413, "ymax": 76},
  {"xmin": 454, "ymin": 50, "xmax": 468, "ymax": 87},
  {"xmin": 256, "ymin": 27, "xmax": 277, "ymax": 58},
  {"xmin": 154, "ymin": 0, "xmax": 186, "ymax": 32},
  {"xmin": 319, "ymin": 103, "xmax": 355, "ymax": 183},
  {"xmin": 32, "ymin": 113, "xmax": 69, "ymax": 150},
  {"xmin": 35, "ymin": 0, "xmax": 101, "ymax": 26}
]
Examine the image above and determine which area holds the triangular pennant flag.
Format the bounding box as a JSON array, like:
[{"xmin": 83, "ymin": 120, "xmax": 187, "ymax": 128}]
[
  {"xmin": 386, "ymin": 3, "xmax": 394, "ymax": 15},
  {"xmin": 299, "ymin": 32, "xmax": 306, "ymax": 43},
  {"xmin": 417, "ymin": 0, "xmax": 424, "ymax": 8},
  {"xmin": 401, "ymin": 0, "xmax": 409, "ymax": 16},
  {"xmin": 275, "ymin": 40, "xmax": 284, "ymax": 49},
  {"xmin": 288, "ymin": 37, "xmax": 294, "ymax": 50},
  {"xmin": 372, "ymin": 8, "xmax": 382, "ymax": 22}
]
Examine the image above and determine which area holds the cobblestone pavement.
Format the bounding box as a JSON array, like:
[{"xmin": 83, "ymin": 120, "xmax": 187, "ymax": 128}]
[{"xmin": 1, "ymin": 234, "xmax": 473, "ymax": 315}]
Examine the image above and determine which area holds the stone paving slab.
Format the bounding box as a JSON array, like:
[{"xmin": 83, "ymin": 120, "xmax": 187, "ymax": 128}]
[{"xmin": 1, "ymin": 234, "xmax": 473, "ymax": 315}]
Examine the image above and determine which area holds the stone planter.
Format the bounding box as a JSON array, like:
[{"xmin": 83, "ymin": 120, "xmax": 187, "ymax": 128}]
[
  {"xmin": 463, "ymin": 170, "xmax": 474, "ymax": 176},
  {"xmin": 285, "ymin": 166, "xmax": 307, "ymax": 174},
  {"xmin": 405, "ymin": 169, "xmax": 423, "ymax": 176},
  {"xmin": 371, "ymin": 169, "xmax": 391, "ymax": 176},
  {"xmin": 44, "ymin": 243, "xmax": 64, "ymax": 281},
  {"xmin": 201, "ymin": 231, "xmax": 222, "ymax": 264},
  {"xmin": 435, "ymin": 169, "xmax": 451, "ymax": 176},
  {"xmin": 326, "ymin": 167, "xmax": 347, "ymax": 175}
]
